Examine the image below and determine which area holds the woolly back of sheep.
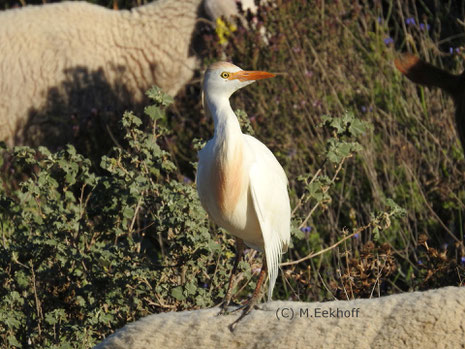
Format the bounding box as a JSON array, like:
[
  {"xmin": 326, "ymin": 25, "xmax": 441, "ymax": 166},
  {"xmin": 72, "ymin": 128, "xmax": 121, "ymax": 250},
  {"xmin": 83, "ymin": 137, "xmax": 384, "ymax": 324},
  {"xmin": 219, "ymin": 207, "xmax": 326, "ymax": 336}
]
[
  {"xmin": 0, "ymin": 0, "xmax": 208, "ymax": 153},
  {"xmin": 94, "ymin": 287, "xmax": 465, "ymax": 349}
]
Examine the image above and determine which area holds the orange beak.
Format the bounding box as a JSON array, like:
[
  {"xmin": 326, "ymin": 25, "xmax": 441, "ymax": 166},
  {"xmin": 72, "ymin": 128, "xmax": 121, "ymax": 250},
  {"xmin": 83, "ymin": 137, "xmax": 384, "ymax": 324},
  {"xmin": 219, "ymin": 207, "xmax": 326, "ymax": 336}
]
[{"xmin": 228, "ymin": 70, "xmax": 276, "ymax": 82}]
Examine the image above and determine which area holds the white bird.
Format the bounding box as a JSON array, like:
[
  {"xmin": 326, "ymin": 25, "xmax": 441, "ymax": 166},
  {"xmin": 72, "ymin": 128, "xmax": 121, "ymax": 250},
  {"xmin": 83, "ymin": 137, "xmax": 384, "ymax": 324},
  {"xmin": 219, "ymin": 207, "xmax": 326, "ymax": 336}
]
[{"xmin": 196, "ymin": 62, "xmax": 291, "ymax": 320}]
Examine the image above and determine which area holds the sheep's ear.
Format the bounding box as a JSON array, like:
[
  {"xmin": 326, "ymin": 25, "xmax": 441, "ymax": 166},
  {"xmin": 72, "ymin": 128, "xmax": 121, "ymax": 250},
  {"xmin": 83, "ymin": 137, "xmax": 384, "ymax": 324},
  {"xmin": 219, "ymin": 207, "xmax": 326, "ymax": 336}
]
[
  {"xmin": 394, "ymin": 53, "xmax": 439, "ymax": 86},
  {"xmin": 394, "ymin": 53, "xmax": 420, "ymax": 77},
  {"xmin": 394, "ymin": 53, "xmax": 458, "ymax": 95}
]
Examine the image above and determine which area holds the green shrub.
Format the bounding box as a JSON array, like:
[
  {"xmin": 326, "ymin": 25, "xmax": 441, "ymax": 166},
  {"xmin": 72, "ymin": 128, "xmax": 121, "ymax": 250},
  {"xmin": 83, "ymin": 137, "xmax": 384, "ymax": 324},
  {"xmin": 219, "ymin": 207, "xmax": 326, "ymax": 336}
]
[{"xmin": 0, "ymin": 88, "xmax": 241, "ymax": 347}]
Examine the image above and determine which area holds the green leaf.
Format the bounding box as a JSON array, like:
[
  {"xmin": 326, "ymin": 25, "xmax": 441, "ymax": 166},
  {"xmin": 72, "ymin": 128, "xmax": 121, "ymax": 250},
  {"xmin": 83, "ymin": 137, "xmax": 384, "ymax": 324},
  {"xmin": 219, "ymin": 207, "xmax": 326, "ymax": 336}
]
[
  {"xmin": 144, "ymin": 105, "xmax": 164, "ymax": 121},
  {"xmin": 5, "ymin": 317, "xmax": 22, "ymax": 330},
  {"xmin": 171, "ymin": 286, "xmax": 186, "ymax": 301},
  {"xmin": 146, "ymin": 86, "xmax": 174, "ymax": 106},
  {"xmin": 185, "ymin": 280, "xmax": 197, "ymax": 296},
  {"xmin": 15, "ymin": 270, "xmax": 29, "ymax": 289},
  {"xmin": 348, "ymin": 118, "xmax": 367, "ymax": 137},
  {"xmin": 7, "ymin": 335, "xmax": 21, "ymax": 348}
]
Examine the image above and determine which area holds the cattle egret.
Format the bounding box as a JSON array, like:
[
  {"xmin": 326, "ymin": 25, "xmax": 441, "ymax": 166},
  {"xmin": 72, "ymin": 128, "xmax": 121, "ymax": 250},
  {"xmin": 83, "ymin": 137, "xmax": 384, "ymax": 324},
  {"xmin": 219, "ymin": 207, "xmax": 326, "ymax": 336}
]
[{"xmin": 196, "ymin": 62, "xmax": 291, "ymax": 321}]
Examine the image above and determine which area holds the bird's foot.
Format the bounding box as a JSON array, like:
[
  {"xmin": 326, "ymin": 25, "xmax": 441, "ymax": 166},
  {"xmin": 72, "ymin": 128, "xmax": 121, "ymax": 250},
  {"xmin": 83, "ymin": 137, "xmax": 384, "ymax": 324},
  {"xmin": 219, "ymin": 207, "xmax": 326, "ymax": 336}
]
[
  {"xmin": 216, "ymin": 297, "xmax": 239, "ymax": 316},
  {"xmin": 228, "ymin": 297, "xmax": 261, "ymax": 331},
  {"xmin": 229, "ymin": 300, "xmax": 261, "ymax": 314}
]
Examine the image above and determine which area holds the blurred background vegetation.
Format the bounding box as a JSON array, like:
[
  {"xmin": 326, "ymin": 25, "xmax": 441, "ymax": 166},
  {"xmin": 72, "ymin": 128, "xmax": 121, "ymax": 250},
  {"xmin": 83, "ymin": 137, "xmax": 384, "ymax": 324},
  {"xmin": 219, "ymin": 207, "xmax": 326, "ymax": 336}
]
[{"xmin": 1, "ymin": 0, "xmax": 465, "ymax": 347}]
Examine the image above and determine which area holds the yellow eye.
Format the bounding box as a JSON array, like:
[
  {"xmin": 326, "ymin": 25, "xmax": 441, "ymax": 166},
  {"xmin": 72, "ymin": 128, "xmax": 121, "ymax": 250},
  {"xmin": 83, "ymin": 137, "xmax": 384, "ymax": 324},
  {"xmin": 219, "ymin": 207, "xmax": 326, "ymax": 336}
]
[{"xmin": 220, "ymin": 72, "xmax": 230, "ymax": 79}]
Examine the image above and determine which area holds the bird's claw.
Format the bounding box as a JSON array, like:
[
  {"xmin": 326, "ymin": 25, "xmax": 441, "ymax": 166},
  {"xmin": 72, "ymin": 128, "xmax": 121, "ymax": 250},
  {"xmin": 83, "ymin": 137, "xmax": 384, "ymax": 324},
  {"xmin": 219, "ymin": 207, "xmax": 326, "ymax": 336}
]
[
  {"xmin": 217, "ymin": 305, "xmax": 230, "ymax": 316},
  {"xmin": 216, "ymin": 298, "xmax": 239, "ymax": 316},
  {"xmin": 228, "ymin": 301, "xmax": 257, "ymax": 314},
  {"xmin": 228, "ymin": 298, "xmax": 261, "ymax": 331}
]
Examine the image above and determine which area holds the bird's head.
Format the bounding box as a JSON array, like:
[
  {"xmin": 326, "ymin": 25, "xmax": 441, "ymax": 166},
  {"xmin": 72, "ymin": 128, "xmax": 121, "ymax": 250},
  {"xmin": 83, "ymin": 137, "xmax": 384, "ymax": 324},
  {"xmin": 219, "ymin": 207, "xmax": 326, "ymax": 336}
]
[{"xmin": 203, "ymin": 62, "xmax": 275, "ymax": 99}]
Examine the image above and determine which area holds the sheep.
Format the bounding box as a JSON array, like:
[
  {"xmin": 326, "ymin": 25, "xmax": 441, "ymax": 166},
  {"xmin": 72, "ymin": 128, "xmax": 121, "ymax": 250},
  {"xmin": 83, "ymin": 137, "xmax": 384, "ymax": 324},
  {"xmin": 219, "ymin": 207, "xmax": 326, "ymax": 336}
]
[
  {"xmin": 0, "ymin": 0, "xmax": 268, "ymax": 148},
  {"xmin": 204, "ymin": 0, "xmax": 271, "ymax": 46},
  {"xmin": 395, "ymin": 53, "xmax": 465, "ymax": 153},
  {"xmin": 0, "ymin": 0, "xmax": 210, "ymax": 147},
  {"xmin": 93, "ymin": 286, "xmax": 465, "ymax": 348},
  {"xmin": 204, "ymin": 0, "xmax": 258, "ymax": 23}
]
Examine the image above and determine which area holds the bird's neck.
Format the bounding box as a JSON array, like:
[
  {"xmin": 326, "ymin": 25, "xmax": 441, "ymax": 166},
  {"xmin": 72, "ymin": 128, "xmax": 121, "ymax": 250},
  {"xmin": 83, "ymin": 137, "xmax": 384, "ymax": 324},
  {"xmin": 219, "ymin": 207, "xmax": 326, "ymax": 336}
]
[{"xmin": 205, "ymin": 93, "xmax": 243, "ymax": 144}]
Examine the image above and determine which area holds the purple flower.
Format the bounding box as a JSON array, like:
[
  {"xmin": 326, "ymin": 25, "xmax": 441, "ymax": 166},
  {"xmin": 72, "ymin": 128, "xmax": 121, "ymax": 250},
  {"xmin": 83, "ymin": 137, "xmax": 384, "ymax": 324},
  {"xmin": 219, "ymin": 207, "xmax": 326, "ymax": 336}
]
[
  {"xmin": 449, "ymin": 47, "xmax": 454, "ymax": 54},
  {"xmin": 419, "ymin": 23, "xmax": 430, "ymax": 31},
  {"xmin": 461, "ymin": 257, "xmax": 465, "ymax": 265},
  {"xmin": 377, "ymin": 17, "xmax": 383, "ymax": 24},
  {"xmin": 405, "ymin": 17, "xmax": 415, "ymax": 26},
  {"xmin": 288, "ymin": 148, "xmax": 297, "ymax": 158},
  {"xmin": 418, "ymin": 259, "xmax": 423, "ymax": 265},
  {"xmin": 300, "ymin": 226, "xmax": 312, "ymax": 233},
  {"xmin": 353, "ymin": 233, "xmax": 359, "ymax": 239},
  {"xmin": 384, "ymin": 37, "xmax": 394, "ymax": 45},
  {"xmin": 361, "ymin": 106, "xmax": 367, "ymax": 113}
]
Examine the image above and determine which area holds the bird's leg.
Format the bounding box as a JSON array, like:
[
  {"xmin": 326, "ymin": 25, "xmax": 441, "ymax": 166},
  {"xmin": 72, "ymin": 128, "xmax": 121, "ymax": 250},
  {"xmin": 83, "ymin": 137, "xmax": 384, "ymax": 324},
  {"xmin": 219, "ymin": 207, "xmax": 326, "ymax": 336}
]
[
  {"xmin": 218, "ymin": 238, "xmax": 245, "ymax": 314},
  {"xmin": 229, "ymin": 256, "xmax": 267, "ymax": 331}
]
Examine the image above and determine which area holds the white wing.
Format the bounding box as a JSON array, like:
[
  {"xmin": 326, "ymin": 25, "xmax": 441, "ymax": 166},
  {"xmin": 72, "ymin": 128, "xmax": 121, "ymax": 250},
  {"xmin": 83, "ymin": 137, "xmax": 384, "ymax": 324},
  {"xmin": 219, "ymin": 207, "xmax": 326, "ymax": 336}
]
[{"xmin": 246, "ymin": 135, "xmax": 291, "ymax": 301}]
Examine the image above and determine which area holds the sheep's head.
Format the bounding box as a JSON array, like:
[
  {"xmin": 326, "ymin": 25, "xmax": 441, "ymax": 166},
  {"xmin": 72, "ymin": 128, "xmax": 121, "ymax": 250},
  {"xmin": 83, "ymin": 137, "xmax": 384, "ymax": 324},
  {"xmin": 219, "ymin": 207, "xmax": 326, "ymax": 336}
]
[{"xmin": 395, "ymin": 53, "xmax": 465, "ymax": 153}]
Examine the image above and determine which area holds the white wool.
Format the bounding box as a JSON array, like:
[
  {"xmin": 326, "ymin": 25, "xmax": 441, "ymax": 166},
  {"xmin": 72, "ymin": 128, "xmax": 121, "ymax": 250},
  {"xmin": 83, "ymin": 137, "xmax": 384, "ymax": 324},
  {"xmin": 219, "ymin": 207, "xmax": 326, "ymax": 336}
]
[
  {"xmin": 94, "ymin": 286, "xmax": 465, "ymax": 349},
  {"xmin": 0, "ymin": 0, "xmax": 202, "ymax": 144},
  {"xmin": 204, "ymin": 0, "xmax": 258, "ymax": 22}
]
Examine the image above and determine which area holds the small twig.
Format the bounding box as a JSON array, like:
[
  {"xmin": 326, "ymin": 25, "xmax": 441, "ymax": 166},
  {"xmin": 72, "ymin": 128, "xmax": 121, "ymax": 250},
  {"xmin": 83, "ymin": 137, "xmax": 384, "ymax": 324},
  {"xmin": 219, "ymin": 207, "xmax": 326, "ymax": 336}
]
[
  {"xmin": 305, "ymin": 39, "xmax": 345, "ymax": 111},
  {"xmin": 299, "ymin": 156, "xmax": 349, "ymax": 229},
  {"xmin": 336, "ymin": 266, "xmax": 351, "ymax": 301},
  {"xmin": 208, "ymin": 252, "xmax": 223, "ymax": 295},
  {"xmin": 129, "ymin": 196, "xmax": 144, "ymax": 235},
  {"xmin": 292, "ymin": 167, "xmax": 323, "ymax": 216},
  {"xmin": 456, "ymin": 266, "xmax": 464, "ymax": 286},
  {"xmin": 385, "ymin": 278, "xmax": 405, "ymax": 293},
  {"xmin": 149, "ymin": 294, "xmax": 176, "ymax": 309},
  {"xmin": 316, "ymin": 270, "xmax": 337, "ymax": 300},
  {"xmin": 133, "ymin": 221, "xmax": 156, "ymax": 235},
  {"xmin": 30, "ymin": 262, "xmax": 43, "ymax": 336},
  {"xmin": 342, "ymin": 238, "xmax": 354, "ymax": 299},
  {"xmin": 403, "ymin": 163, "xmax": 463, "ymax": 247},
  {"xmin": 369, "ymin": 259, "xmax": 385, "ymax": 299},
  {"xmin": 281, "ymin": 228, "xmax": 359, "ymax": 267},
  {"xmin": 33, "ymin": 195, "xmax": 44, "ymax": 219},
  {"xmin": 282, "ymin": 210, "xmax": 392, "ymax": 267},
  {"xmin": 1, "ymin": 222, "xmax": 6, "ymax": 249},
  {"xmin": 105, "ymin": 123, "xmax": 122, "ymax": 149},
  {"xmin": 79, "ymin": 183, "xmax": 87, "ymax": 219}
]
